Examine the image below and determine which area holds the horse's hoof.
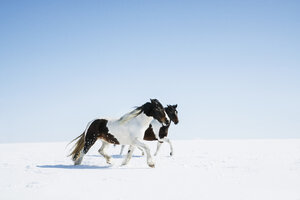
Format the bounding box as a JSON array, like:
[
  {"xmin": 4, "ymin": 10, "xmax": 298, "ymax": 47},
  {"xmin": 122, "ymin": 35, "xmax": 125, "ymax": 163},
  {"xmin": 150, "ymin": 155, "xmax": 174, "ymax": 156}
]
[
  {"xmin": 74, "ymin": 160, "xmax": 81, "ymax": 165},
  {"xmin": 74, "ymin": 157, "xmax": 83, "ymax": 165},
  {"xmin": 148, "ymin": 163, "xmax": 155, "ymax": 168},
  {"xmin": 106, "ymin": 160, "xmax": 112, "ymax": 165},
  {"xmin": 170, "ymin": 152, "xmax": 173, "ymax": 156}
]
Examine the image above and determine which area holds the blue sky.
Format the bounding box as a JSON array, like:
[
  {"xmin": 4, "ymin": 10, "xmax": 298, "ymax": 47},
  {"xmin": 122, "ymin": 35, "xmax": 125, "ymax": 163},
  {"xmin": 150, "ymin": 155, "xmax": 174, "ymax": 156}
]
[{"xmin": 0, "ymin": 0, "xmax": 299, "ymax": 143}]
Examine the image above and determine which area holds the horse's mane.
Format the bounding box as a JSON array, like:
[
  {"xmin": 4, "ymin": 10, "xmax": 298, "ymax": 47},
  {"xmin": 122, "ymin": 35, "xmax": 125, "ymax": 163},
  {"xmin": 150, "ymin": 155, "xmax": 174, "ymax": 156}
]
[{"xmin": 118, "ymin": 107, "xmax": 143, "ymax": 124}]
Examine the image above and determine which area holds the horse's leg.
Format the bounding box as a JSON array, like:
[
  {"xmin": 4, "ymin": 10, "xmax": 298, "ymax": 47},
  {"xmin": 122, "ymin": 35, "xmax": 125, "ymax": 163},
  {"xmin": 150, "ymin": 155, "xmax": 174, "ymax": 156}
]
[
  {"xmin": 138, "ymin": 146, "xmax": 144, "ymax": 156},
  {"xmin": 120, "ymin": 145, "xmax": 143, "ymax": 156},
  {"xmin": 133, "ymin": 139, "xmax": 155, "ymax": 168},
  {"xmin": 164, "ymin": 137, "xmax": 174, "ymax": 156},
  {"xmin": 122, "ymin": 145, "xmax": 135, "ymax": 166},
  {"xmin": 154, "ymin": 141, "xmax": 163, "ymax": 156},
  {"xmin": 98, "ymin": 141, "xmax": 112, "ymax": 164},
  {"xmin": 83, "ymin": 137, "xmax": 97, "ymax": 154},
  {"xmin": 119, "ymin": 145, "xmax": 125, "ymax": 156}
]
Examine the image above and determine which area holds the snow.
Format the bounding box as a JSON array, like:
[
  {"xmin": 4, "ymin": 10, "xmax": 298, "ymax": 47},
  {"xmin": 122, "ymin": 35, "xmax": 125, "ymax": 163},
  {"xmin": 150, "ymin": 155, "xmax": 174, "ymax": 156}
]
[{"xmin": 1, "ymin": 139, "xmax": 300, "ymax": 200}]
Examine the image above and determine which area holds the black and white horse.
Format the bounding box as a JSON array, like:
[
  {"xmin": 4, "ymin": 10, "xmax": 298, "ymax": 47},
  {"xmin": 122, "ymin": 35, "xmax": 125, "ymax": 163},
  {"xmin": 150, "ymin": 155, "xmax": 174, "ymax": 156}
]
[
  {"xmin": 68, "ymin": 99, "xmax": 169, "ymax": 168},
  {"xmin": 119, "ymin": 104, "xmax": 179, "ymax": 156}
]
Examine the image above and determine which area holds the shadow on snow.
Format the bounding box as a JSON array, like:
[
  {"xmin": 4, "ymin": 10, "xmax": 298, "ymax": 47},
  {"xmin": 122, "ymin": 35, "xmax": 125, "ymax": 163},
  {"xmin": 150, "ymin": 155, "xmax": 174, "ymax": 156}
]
[
  {"xmin": 36, "ymin": 154, "xmax": 145, "ymax": 170},
  {"xmin": 36, "ymin": 164, "xmax": 151, "ymax": 170},
  {"xmin": 37, "ymin": 164, "xmax": 110, "ymax": 169},
  {"xmin": 86, "ymin": 154, "xmax": 143, "ymax": 159}
]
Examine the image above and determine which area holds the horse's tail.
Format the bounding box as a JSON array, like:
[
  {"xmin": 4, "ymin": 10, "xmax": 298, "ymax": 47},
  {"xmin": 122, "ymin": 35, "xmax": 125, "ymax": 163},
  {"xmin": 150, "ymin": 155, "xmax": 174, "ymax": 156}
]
[{"xmin": 68, "ymin": 132, "xmax": 85, "ymax": 162}]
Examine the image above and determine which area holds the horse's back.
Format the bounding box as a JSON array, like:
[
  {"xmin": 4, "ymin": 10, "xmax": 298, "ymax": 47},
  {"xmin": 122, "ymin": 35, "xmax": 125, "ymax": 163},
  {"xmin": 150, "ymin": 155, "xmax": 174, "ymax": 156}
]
[{"xmin": 106, "ymin": 114, "xmax": 152, "ymax": 144}]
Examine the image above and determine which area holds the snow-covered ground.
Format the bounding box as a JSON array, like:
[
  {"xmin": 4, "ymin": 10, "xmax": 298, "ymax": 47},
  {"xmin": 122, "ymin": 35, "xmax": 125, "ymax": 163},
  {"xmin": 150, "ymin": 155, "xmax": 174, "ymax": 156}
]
[{"xmin": 1, "ymin": 139, "xmax": 300, "ymax": 200}]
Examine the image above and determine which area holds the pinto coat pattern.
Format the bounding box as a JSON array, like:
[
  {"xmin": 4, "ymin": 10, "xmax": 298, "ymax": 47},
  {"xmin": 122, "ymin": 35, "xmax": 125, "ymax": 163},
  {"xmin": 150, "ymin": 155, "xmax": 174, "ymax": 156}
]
[{"xmin": 68, "ymin": 99, "xmax": 169, "ymax": 168}]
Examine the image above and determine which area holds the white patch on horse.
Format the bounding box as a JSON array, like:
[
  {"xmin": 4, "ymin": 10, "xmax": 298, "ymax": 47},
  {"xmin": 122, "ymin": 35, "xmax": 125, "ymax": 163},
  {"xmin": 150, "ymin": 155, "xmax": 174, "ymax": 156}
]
[
  {"xmin": 107, "ymin": 112, "xmax": 154, "ymax": 145},
  {"xmin": 165, "ymin": 110, "xmax": 170, "ymax": 124}
]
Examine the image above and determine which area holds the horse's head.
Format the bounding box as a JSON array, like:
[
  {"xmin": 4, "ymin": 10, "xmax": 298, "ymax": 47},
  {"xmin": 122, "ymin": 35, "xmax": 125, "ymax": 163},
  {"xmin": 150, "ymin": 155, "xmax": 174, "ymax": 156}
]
[
  {"xmin": 165, "ymin": 104, "xmax": 179, "ymax": 125},
  {"xmin": 142, "ymin": 99, "xmax": 169, "ymax": 125}
]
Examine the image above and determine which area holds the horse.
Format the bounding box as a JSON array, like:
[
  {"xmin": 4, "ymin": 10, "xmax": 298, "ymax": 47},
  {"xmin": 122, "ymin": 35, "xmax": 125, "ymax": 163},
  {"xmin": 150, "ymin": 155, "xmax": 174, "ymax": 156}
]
[
  {"xmin": 119, "ymin": 104, "xmax": 179, "ymax": 156},
  {"xmin": 68, "ymin": 99, "xmax": 169, "ymax": 168}
]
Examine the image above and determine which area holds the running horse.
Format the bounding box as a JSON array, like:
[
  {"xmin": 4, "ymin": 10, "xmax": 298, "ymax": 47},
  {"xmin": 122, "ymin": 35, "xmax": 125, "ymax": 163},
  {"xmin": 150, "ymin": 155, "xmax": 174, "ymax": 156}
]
[
  {"xmin": 150, "ymin": 104, "xmax": 179, "ymax": 156},
  {"xmin": 68, "ymin": 99, "xmax": 169, "ymax": 168}
]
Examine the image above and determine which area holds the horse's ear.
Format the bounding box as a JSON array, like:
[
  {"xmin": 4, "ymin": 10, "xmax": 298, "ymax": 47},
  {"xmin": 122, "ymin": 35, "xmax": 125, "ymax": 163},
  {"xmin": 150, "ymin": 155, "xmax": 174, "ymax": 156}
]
[{"xmin": 174, "ymin": 104, "xmax": 178, "ymax": 108}]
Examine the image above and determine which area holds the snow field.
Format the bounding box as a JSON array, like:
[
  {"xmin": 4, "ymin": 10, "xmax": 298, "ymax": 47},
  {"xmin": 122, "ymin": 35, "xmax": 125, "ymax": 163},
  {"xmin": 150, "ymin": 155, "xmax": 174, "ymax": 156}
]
[{"xmin": 0, "ymin": 139, "xmax": 300, "ymax": 200}]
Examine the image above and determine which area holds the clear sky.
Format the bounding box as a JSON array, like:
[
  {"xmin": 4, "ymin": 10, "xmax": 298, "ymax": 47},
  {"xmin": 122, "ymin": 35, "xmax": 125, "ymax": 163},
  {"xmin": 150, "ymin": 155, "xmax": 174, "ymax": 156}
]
[{"xmin": 0, "ymin": 0, "xmax": 299, "ymax": 143}]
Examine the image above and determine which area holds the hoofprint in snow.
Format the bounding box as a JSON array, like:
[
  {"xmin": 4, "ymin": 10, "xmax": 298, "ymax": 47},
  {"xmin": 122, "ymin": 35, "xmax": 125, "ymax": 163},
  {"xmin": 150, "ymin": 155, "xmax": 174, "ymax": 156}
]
[{"xmin": 1, "ymin": 140, "xmax": 300, "ymax": 200}]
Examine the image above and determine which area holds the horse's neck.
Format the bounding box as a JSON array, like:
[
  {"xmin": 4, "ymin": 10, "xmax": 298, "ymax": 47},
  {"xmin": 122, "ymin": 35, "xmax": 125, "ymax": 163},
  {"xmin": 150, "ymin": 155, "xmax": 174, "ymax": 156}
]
[
  {"xmin": 151, "ymin": 119, "xmax": 162, "ymax": 127},
  {"xmin": 151, "ymin": 118, "xmax": 170, "ymax": 129},
  {"xmin": 150, "ymin": 119, "xmax": 162, "ymax": 137},
  {"xmin": 131, "ymin": 112, "xmax": 153, "ymax": 127}
]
